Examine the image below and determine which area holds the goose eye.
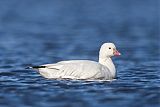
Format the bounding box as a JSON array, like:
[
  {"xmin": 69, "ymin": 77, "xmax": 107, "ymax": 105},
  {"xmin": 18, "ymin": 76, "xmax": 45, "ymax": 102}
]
[{"xmin": 109, "ymin": 47, "xmax": 111, "ymax": 49}]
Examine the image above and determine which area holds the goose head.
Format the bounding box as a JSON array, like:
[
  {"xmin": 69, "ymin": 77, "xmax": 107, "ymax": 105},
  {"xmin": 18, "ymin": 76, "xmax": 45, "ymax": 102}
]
[{"xmin": 99, "ymin": 43, "xmax": 121, "ymax": 58}]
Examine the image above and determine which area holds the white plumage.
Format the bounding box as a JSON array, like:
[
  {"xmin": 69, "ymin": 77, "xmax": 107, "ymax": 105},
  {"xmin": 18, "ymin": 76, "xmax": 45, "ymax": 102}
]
[{"xmin": 31, "ymin": 43, "xmax": 121, "ymax": 80}]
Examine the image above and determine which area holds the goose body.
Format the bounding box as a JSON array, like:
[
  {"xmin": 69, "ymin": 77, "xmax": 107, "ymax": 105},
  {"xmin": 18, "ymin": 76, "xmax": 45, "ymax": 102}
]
[{"xmin": 31, "ymin": 43, "xmax": 121, "ymax": 80}]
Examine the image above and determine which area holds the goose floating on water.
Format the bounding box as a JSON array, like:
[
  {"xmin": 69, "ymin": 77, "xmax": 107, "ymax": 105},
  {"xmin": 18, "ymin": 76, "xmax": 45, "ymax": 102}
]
[{"xmin": 30, "ymin": 43, "xmax": 121, "ymax": 80}]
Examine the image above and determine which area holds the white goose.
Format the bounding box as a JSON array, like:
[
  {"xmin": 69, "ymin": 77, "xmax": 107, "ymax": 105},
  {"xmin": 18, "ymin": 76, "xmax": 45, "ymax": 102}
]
[{"xmin": 30, "ymin": 43, "xmax": 121, "ymax": 80}]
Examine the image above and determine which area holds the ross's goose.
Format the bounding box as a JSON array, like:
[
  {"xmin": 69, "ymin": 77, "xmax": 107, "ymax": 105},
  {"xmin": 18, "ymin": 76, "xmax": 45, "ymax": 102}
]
[{"xmin": 29, "ymin": 43, "xmax": 121, "ymax": 80}]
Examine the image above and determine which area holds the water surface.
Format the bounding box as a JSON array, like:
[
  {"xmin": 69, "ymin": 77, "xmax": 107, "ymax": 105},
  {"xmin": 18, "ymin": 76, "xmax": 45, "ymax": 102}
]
[{"xmin": 0, "ymin": 0, "xmax": 159, "ymax": 107}]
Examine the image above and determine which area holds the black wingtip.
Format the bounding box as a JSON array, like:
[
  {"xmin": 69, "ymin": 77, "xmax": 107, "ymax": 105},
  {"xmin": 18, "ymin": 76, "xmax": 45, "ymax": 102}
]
[{"xmin": 25, "ymin": 66, "xmax": 46, "ymax": 69}]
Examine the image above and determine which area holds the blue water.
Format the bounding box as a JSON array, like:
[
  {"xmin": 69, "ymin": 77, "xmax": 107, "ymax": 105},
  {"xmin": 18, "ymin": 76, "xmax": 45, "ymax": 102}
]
[{"xmin": 0, "ymin": 0, "xmax": 159, "ymax": 107}]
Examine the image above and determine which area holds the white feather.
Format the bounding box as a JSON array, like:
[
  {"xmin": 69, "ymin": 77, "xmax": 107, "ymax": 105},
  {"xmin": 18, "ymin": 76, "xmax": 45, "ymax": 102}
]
[{"xmin": 35, "ymin": 43, "xmax": 120, "ymax": 80}]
